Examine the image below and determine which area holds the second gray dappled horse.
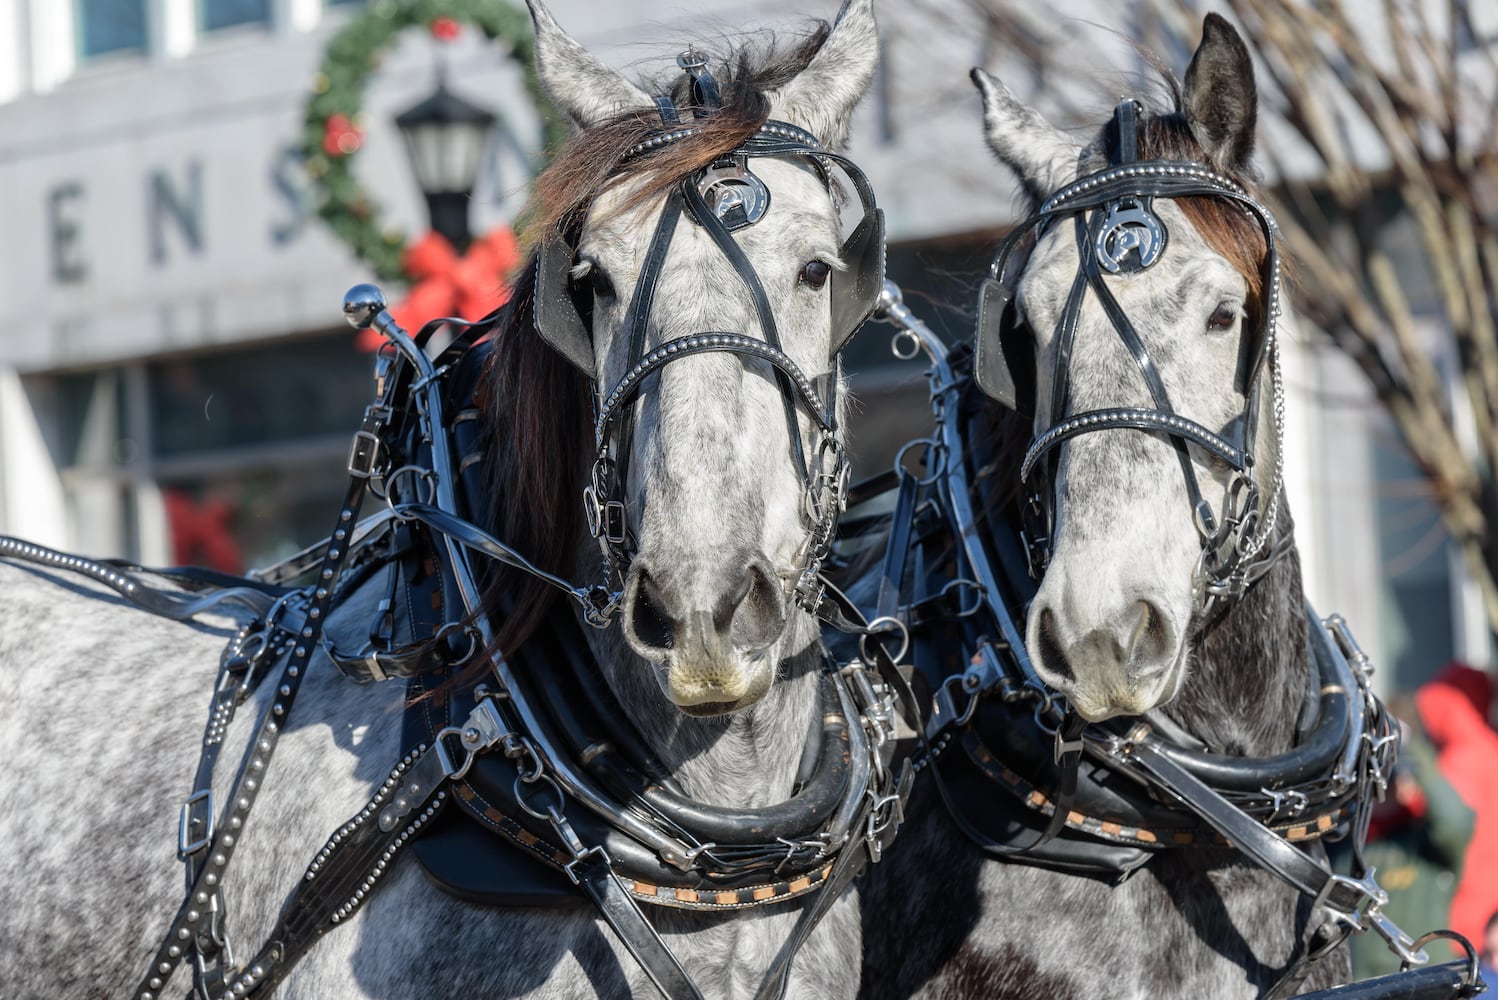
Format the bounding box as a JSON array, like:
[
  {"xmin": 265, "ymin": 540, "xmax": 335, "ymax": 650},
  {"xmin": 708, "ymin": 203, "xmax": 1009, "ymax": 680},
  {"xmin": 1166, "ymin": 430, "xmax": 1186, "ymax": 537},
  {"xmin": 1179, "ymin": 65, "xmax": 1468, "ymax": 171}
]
[{"xmin": 862, "ymin": 16, "xmax": 1368, "ymax": 999}]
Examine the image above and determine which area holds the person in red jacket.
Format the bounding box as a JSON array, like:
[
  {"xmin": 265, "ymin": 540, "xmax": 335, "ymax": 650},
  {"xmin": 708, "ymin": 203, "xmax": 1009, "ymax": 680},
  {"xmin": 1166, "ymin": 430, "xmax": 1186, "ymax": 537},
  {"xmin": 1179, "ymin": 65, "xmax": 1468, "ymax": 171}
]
[{"xmin": 1417, "ymin": 661, "xmax": 1498, "ymax": 954}]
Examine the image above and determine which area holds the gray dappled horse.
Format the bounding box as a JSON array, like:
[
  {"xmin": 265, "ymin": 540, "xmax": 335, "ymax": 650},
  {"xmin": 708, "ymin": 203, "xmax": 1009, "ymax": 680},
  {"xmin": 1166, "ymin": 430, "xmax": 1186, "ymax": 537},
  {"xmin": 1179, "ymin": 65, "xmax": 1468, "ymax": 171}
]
[
  {"xmin": 860, "ymin": 16, "xmax": 1389, "ymax": 999},
  {"xmin": 0, "ymin": 2, "xmax": 892, "ymax": 997}
]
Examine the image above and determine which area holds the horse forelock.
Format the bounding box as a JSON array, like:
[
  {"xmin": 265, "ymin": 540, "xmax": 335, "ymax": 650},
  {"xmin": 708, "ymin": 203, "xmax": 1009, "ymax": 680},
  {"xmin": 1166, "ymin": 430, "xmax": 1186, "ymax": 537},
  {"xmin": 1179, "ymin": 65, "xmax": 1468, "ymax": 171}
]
[
  {"xmin": 1133, "ymin": 108, "xmax": 1271, "ymax": 335},
  {"xmin": 523, "ymin": 22, "xmax": 832, "ymax": 244}
]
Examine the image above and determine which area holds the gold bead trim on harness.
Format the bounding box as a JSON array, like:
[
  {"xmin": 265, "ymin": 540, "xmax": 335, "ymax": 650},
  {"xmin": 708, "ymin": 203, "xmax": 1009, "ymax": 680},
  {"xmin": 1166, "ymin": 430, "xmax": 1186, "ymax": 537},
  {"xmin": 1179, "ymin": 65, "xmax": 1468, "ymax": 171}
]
[
  {"xmin": 962, "ymin": 732, "xmax": 1347, "ymax": 849},
  {"xmin": 451, "ymin": 783, "xmax": 840, "ymax": 911}
]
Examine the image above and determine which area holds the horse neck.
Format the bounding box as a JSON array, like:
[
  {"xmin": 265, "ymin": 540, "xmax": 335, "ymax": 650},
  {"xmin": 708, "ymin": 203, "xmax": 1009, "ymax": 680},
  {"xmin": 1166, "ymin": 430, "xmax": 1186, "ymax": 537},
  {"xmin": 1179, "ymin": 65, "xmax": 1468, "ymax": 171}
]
[
  {"xmin": 1161, "ymin": 507, "xmax": 1309, "ymax": 758},
  {"xmin": 585, "ymin": 611, "xmax": 825, "ymax": 807}
]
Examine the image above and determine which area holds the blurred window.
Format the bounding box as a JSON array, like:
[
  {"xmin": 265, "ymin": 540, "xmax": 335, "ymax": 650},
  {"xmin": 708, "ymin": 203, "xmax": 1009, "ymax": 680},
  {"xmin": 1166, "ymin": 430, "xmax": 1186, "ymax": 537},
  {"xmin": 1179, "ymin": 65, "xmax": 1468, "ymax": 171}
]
[
  {"xmin": 34, "ymin": 331, "xmax": 371, "ymax": 570},
  {"xmin": 199, "ymin": 0, "xmax": 270, "ymax": 32},
  {"xmin": 147, "ymin": 335, "xmax": 371, "ymax": 457},
  {"xmin": 77, "ymin": 0, "xmax": 147, "ymax": 59}
]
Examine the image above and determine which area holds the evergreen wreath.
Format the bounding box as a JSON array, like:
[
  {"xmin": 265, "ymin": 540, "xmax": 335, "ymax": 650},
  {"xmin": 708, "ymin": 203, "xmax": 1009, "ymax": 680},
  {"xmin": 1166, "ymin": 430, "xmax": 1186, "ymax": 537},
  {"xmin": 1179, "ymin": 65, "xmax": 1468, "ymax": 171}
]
[{"xmin": 302, "ymin": 0, "xmax": 564, "ymax": 283}]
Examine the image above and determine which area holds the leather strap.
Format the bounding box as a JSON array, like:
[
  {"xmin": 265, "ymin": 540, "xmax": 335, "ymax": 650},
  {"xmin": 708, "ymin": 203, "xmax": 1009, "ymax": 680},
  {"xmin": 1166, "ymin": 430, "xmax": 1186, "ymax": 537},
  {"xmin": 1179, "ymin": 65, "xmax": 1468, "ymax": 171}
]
[
  {"xmin": 0, "ymin": 535, "xmax": 282, "ymax": 621},
  {"xmin": 875, "ymin": 473, "xmax": 919, "ymax": 621},
  {"xmin": 754, "ymin": 813, "xmax": 871, "ymax": 1000},
  {"xmin": 929, "ymin": 711, "xmax": 1085, "ymax": 860},
  {"xmin": 136, "ymin": 401, "xmax": 389, "ymax": 998},
  {"xmin": 1284, "ymin": 961, "xmax": 1481, "ymax": 1000},
  {"xmin": 224, "ymin": 747, "xmax": 453, "ymax": 997},
  {"xmin": 681, "ymin": 177, "xmax": 813, "ymax": 484},
  {"xmin": 570, "ymin": 855, "xmax": 706, "ymax": 1000},
  {"xmin": 1122, "ymin": 741, "xmax": 1397, "ymax": 926}
]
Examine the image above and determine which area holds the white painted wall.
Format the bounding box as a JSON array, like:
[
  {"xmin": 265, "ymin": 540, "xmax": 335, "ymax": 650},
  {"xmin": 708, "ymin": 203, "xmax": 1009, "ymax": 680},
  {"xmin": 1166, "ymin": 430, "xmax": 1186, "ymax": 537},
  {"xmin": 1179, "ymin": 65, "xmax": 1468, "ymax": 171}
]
[{"xmin": 0, "ymin": 367, "xmax": 67, "ymax": 548}]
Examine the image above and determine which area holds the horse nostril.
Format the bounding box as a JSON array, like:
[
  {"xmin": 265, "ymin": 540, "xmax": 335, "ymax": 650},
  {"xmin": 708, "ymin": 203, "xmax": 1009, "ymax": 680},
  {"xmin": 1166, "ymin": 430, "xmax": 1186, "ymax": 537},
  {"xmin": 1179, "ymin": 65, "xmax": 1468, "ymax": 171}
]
[
  {"xmin": 1128, "ymin": 600, "xmax": 1170, "ymax": 665},
  {"xmin": 625, "ymin": 568, "xmax": 674, "ymax": 654},
  {"xmin": 728, "ymin": 562, "xmax": 786, "ymax": 653},
  {"xmin": 714, "ymin": 571, "xmax": 755, "ymax": 635},
  {"xmin": 1035, "ymin": 606, "xmax": 1075, "ymax": 683}
]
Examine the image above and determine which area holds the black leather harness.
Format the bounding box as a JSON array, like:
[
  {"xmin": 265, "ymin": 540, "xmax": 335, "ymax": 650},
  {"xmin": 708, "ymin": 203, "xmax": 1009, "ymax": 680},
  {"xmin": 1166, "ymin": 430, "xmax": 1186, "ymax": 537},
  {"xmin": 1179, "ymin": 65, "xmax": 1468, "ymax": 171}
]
[
  {"xmin": 853, "ymin": 282, "xmax": 1482, "ymax": 1000},
  {"xmin": 21, "ymin": 67, "xmax": 909, "ymax": 994}
]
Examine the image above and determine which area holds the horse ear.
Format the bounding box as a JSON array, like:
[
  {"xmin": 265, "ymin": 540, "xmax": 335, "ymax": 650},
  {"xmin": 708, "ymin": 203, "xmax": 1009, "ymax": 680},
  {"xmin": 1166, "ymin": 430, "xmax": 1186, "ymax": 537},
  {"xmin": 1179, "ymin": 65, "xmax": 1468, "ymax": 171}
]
[
  {"xmin": 767, "ymin": 0, "xmax": 879, "ymax": 150},
  {"xmin": 527, "ymin": 0, "xmax": 651, "ymax": 129},
  {"xmin": 970, "ymin": 68, "xmax": 1080, "ymax": 203},
  {"xmin": 1182, "ymin": 13, "xmax": 1258, "ymax": 174}
]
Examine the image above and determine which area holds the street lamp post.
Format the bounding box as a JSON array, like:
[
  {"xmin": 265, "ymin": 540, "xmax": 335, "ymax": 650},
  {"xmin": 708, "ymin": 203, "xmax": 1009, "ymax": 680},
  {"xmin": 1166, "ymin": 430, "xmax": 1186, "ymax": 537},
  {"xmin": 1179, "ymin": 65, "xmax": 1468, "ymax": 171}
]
[{"xmin": 394, "ymin": 78, "xmax": 498, "ymax": 254}]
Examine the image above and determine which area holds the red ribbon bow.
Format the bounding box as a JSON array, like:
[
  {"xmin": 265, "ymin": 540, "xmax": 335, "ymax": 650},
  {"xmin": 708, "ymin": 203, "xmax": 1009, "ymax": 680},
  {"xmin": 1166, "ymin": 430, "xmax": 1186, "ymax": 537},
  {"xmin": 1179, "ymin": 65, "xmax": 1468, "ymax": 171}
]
[{"xmin": 358, "ymin": 225, "xmax": 521, "ymax": 351}]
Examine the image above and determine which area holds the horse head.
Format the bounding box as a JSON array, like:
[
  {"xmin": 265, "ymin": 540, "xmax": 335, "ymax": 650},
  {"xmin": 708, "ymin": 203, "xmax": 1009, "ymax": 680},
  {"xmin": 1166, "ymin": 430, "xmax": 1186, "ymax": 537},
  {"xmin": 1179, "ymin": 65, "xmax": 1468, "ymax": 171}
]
[
  {"xmin": 973, "ymin": 14, "xmax": 1285, "ymax": 721},
  {"xmin": 522, "ymin": 0, "xmax": 880, "ymax": 716}
]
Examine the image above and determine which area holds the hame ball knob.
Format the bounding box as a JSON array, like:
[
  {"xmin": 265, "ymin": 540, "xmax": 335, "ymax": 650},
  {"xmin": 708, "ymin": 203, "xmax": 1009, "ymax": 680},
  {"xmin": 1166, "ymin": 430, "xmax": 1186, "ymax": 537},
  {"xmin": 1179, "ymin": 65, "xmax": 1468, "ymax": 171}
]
[
  {"xmin": 343, "ymin": 284, "xmax": 388, "ymax": 330},
  {"xmin": 876, "ymin": 278, "xmax": 904, "ymax": 315}
]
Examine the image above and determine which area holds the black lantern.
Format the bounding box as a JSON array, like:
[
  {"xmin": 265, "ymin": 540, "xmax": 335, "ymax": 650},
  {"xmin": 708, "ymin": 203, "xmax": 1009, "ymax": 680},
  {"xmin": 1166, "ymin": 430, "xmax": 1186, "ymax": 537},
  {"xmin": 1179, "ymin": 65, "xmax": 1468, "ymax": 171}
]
[{"xmin": 394, "ymin": 79, "xmax": 497, "ymax": 253}]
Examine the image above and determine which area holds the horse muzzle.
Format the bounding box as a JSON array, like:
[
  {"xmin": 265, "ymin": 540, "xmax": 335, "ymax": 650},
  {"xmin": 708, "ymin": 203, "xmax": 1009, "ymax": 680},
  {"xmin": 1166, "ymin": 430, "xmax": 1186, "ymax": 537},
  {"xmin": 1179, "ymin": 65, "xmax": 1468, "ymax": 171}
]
[
  {"xmin": 1029, "ymin": 592, "xmax": 1189, "ymax": 721},
  {"xmin": 621, "ymin": 555, "xmax": 788, "ymax": 715}
]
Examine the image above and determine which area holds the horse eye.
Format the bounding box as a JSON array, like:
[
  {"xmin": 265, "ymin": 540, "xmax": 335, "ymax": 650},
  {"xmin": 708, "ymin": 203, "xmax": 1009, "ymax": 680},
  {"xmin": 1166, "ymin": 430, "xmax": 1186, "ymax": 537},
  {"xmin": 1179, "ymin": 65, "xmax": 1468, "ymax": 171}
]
[
  {"xmin": 573, "ymin": 261, "xmax": 614, "ymax": 300},
  {"xmin": 1207, "ymin": 302, "xmax": 1239, "ymax": 332},
  {"xmin": 800, "ymin": 260, "xmax": 832, "ymax": 290},
  {"xmin": 589, "ymin": 266, "xmax": 615, "ymax": 300}
]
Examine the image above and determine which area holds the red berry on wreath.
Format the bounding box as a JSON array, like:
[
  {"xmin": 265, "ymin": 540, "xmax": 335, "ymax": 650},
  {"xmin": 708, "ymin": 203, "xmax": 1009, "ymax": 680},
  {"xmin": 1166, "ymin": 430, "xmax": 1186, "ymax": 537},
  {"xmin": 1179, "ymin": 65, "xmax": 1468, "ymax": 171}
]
[
  {"xmin": 322, "ymin": 114, "xmax": 363, "ymax": 157},
  {"xmin": 430, "ymin": 17, "xmax": 461, "ymax": 42}
]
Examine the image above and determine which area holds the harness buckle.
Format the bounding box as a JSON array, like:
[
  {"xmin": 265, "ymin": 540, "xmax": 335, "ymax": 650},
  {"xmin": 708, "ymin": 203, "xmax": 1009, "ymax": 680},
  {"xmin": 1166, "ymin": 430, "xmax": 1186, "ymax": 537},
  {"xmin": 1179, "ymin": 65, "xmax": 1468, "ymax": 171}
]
[
  {"xmin": 1313, "ymin": 868, "xmax": 1428, "ymax": 967},
  {"xmin": 434, "ymin": 697, "xmax": 512, "ymax": 782},
  {"xmin": 178, "ymin": 789, "xmax": 214, "ymax": 857},
  {"xmin": 932, "ymin": 645, "xmax": 1002, "ymax": 735},
  {"xmin": 864, "ymin": 788, "xmax": 906, "ymax": 863},
  {"xmin": 563, "ymin": 844, "xmax": 611, "ymax": 885},
  {"xmin": 842, "ymin": 662, "xmax": 899, "ymax": 745},
  {"xmin": 793, "ymin": 567, "xmax": 825, "ymax": 615},
  {"xmin": 602, "ymin": 501, "xmax": 627, "ymax": 545},
  {"xmin": 580, "ymin": 585, "xmax": 621, "ymax": 629},
  {"xmin": 582, "ymin": 485, "xmax": 628, "ymax": 545},
  {"xmin": 347, "ymin": 430, "xmax": 383, "ymax": 479},
  {"xmin": 1053, "ymin": 727, "xmax": 1086, "ymax": 765}
]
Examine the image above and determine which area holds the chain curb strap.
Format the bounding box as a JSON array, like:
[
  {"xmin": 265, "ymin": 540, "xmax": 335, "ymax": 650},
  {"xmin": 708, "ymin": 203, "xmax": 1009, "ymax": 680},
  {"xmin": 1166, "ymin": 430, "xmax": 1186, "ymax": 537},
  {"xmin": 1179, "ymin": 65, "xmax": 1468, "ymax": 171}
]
[{"xmin": 133, "ymin": 400, "xmax": 389, "ymax": 1000}]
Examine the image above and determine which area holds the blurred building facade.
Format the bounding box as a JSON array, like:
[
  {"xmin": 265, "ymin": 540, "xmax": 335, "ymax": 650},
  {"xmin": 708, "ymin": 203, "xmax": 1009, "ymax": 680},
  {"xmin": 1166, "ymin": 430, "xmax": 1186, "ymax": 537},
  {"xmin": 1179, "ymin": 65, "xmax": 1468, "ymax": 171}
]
[{"xmin": 0, "ymin": 0, "xmax": 1491, "ymax": 690}]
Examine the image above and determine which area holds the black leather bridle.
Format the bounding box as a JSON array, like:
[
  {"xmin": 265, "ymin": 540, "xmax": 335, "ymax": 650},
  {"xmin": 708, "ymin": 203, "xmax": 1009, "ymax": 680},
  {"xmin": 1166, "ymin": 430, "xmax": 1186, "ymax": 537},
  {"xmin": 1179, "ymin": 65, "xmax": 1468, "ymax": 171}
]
[
  {"xmin": 533, "ymin": 56, "xmax": 885, "ymax": 622},
  {"xmin": 974, "ymin": 99, "xmax": 1291, "ymax": 625}
]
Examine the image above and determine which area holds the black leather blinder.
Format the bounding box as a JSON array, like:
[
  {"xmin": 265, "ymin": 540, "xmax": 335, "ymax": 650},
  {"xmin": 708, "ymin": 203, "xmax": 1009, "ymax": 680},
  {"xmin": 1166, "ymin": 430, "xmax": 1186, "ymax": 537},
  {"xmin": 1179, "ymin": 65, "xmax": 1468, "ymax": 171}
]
[
  {"xmin": 829, "ymin": 207, "xmax": 886, "ymax": 354},
  {"xmin": 974, "ymin": 276, "xmax": 1034, "ymax": 415},
  {"xmin": 535, "ymin": 229, "xmax": 597, "ymax": 381}
]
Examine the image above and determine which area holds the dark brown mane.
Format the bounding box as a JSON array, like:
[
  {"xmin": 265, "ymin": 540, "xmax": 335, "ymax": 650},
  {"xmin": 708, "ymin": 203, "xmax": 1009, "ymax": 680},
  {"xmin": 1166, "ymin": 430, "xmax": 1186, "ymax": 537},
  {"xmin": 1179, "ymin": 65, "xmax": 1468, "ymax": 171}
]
[
  {"xmin": 479, "ymin": 258, "xmax": 592, "ymax": 661},
  {"xmin": 484, "ymin": 25, "xmax": 832, "ymax": 658}
]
